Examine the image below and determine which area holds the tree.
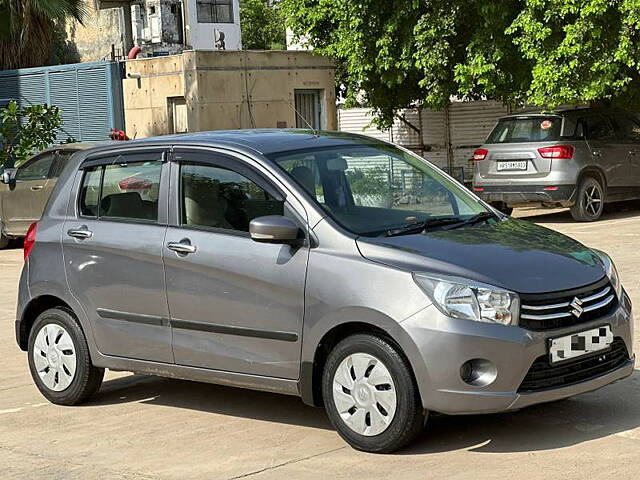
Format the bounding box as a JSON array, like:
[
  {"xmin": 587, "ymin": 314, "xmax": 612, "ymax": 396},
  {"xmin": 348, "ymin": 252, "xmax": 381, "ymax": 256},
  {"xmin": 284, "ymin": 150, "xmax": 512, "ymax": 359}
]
[
  {"xmin": 282, "ymin": 0, "xmax": 640, "ymax": 126},
  {"xmin": 0, "ymin": 0, "xmax": 86, "ymax": 70},
  {"xmin": 0, "ymin": 101, "xmax": 63, "ymax": 168},
  {"xmin": 240, "ymin": 0, "xmax": 287, "ymax": 50}
]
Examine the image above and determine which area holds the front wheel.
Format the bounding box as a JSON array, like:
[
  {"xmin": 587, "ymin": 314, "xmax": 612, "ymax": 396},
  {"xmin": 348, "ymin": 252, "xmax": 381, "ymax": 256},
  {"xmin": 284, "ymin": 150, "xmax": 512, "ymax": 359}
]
[
  {"xmin": 28, "ymin": 308, "xmax": 104, "ymax": 405},
  {"xmin": 570, "ymin": 177, "xmax": 605, "ymax": 221},
  {"xmin": 322, "ymin": 334, "xmax": 426, "ymax": 453}
]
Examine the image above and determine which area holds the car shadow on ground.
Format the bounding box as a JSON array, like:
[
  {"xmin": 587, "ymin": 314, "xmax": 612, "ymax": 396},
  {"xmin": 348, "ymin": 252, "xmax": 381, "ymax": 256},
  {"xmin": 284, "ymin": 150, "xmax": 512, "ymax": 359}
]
[
  {"xmin": 515, "ymin": 200, "xmax": 640, "ymax": 224},
  {"xmin": 87, "ymin": 368, "xmax": 640, "ymax": 454}
]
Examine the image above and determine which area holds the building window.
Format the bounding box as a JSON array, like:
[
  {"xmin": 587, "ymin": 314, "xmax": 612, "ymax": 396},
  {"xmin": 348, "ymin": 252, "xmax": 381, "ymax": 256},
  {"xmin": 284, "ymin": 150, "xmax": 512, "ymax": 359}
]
[{"xmin": 196, "ymin": 0, "xmax": 234, "ymax": 23}]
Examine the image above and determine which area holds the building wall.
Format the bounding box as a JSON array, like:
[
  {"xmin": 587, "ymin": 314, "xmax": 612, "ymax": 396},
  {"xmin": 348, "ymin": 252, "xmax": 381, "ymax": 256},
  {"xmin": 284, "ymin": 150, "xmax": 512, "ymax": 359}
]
[
  {"xmin": 122, "ymin": 50, "xmax": 336, "ymax": 139},
  {"xmin": 67, "ymin": 2, "xmax": 124, "ymax": 62},
  {"xmin": 183, "ymin": 0, "xmax": 242, "ymax": 50}
]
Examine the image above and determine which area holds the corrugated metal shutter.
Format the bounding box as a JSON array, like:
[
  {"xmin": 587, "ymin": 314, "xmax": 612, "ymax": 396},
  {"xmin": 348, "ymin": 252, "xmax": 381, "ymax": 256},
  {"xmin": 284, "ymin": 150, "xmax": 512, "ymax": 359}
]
[
  {"xmin": 339, "ymin": 101, "xmax": 533, "ymax": 182},
  {"xmin": 49, "ymin": 70, "xmax": 81, "ymax": 142},
  {"xmin": 78, "ymin": 67, "xmax": 111, "ymax": 140},
  {"xmin": 448, "ymin": 100, "xmax": 509, "ymax": 179},
  {"xmin": 448, "ymin": 100, "xmax": 507, "ymax": 148},
  {"xmin": 391, "ymin": 109, "xmax": 421, "ymax": 148},
  {"xmin": 0, "ymin": 61, "xmax": 124, "ymax": 143},
  {"xmin": 17, "ymin": 73, "xmax": 47, "ymax": 105},
  {"xmin": 337, "ymin": 108, "xmax": 390, "ymax": 141}
]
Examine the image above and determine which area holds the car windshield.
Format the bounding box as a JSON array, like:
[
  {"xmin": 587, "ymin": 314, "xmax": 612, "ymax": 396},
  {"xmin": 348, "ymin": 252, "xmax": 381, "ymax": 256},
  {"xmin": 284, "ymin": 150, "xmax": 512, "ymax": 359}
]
[
  {"xmin": 269, "ymin": 143, "xmax": 489, "ymax": 236},
  {"xmin": 487, "ymin": 116, "xmax": 562, "ymax": 143}
]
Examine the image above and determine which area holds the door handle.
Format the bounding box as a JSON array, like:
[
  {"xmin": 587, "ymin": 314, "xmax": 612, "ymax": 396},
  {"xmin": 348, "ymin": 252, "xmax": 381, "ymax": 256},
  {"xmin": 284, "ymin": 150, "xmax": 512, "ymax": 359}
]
[
  {"xmin": 167, "ymin": 241, "xmax": 197, "ymax": 254},
  {"xmin": 30, "ymin": 185, "xmax": 44, "ymax": 191},
  {"xmin": 67, "ymin": 228, "xmax": 93, "ymax": 239}
]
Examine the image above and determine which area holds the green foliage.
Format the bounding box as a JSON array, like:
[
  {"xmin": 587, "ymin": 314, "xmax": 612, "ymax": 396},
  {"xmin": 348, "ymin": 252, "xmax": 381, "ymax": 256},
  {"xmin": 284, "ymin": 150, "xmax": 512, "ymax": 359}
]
[
  {"xmin": 0, "ymin": 101, "xmax": 63, "ymax": 168},
  {"xmin": 0, "ymin": 0, "xmax": 86, "ymax": 69},
  {"xmin": 346, "ymin": 167, "xmax": 389, "ymax": 195},
  {"xmin": 241, "ymin": 0, "xmax": 287, "ymax": 50},
  {"xmin": 283, "ymin": 0, "xmax": 640, "ymax": 126}
]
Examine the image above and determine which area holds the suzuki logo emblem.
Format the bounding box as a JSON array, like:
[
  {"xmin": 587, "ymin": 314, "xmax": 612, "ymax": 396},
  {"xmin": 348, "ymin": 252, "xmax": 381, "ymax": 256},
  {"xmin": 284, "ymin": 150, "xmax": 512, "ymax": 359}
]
[{"xmin": 570, "ymin": 296, "xmax": 584, "ymax": 318}]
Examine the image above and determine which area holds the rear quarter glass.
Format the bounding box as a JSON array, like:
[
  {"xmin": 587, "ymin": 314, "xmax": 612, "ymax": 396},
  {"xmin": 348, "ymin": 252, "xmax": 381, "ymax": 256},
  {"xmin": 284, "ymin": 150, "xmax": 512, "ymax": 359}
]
[{"xmin": 487, "ymin": 117, "xmax": 562, "ymax": 143}]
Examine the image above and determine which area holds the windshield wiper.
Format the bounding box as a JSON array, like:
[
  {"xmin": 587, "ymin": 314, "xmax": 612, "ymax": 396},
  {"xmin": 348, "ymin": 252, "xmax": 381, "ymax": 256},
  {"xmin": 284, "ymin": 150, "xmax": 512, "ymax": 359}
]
[
  {"xmin": 384, "ymin": 217, "xmax": 464, "ymax": 237},
  {"xmin": 441, "ymin": 211, "xmax": 497, "ymax": 231},
  {"xmin": 384, "ymin": 211, "xmax": 498, "ymax": 237}
]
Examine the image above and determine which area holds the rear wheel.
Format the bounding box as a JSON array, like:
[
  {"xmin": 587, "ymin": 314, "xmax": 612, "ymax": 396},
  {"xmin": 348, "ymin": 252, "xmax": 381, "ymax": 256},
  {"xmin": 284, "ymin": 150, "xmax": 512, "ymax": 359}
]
[
  {"xmin": 322, "ymin": 334, "xmax": 426, "ymax": 453},
  {"xmin": 570, "ymin": 177, "xmax": 605, "ymax": 221},
  {"xmin": 28, "ymin": 308, "xmax": 104, "ymax": 405}
]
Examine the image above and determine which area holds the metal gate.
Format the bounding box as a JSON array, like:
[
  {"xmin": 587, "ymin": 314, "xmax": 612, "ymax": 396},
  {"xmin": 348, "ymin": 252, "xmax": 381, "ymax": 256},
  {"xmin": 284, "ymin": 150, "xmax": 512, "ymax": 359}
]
[
  {"xmin": 294, "ymin": 89, "xmax": 322, "ymax": 129},
  {"xmin": 0, "ymin": 61, "xmax": 125, "ymax": 143}
]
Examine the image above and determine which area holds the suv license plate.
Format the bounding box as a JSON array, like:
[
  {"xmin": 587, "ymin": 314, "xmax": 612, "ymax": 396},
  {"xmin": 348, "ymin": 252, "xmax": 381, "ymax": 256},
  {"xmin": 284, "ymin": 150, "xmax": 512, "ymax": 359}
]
[
  {"xmin": 497, "ymin": 161, "xmax": 527, "ymax": 171},
  {"xmin": 549, "ymin": 325, "xmax": 613, "ymax": 364}
]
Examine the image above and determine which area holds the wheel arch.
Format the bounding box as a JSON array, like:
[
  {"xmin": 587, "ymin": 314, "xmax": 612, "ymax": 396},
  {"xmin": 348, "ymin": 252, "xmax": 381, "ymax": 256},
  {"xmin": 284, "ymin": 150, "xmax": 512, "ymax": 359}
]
[
  {"xmin": 299, "ymin": 313, "xmax": 426, "ymax": 409},
  {"xmin": 578, "ymin": 166, "xmax": 607, "ymax": 191},
  {"xmin": 18, "ymin": 295, "xmax": 76, "ymax": 351}
]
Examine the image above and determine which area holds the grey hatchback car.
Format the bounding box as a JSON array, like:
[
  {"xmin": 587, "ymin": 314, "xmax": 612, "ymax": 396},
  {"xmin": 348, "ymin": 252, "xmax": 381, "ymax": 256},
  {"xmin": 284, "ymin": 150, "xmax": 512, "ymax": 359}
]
[
  {"xmin": 473, "ymin": 108, "xmax": 640, "ymax": 221},
  {"xmin": 16, "ymin": 130, "xmax": 634, "ymax": 452}
]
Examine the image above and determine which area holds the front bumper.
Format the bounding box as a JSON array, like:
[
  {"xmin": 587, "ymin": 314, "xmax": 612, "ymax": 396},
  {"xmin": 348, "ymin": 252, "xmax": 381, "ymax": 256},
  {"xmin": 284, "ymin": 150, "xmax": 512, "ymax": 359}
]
[
  {"xmin": 402, "ymin": 290, "xmax": 634, "ymax": 415},
  {"xmin": 474, "ymin": 184, "xmax": 576, "ymax": 206}
]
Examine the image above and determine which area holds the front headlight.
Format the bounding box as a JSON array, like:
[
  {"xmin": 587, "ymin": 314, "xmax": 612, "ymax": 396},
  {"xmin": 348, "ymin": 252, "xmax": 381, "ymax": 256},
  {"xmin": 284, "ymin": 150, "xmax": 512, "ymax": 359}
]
[
  {"xmin": 591, "ymin": 249, "xmax": 623, "ymax": 299},
  {"xmin": 412, "ymin": 273, "xmax": 520, "ymax": 325}
]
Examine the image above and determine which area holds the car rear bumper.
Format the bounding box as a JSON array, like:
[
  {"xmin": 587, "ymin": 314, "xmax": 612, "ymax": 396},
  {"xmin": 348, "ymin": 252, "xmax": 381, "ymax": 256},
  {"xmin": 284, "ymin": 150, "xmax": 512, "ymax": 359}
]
[
  {"xmin": 402, "ymin": 292, "xmax": 634, "ymax": 415},
  {"xmin": 473, "ymin": 184, "xmax": 576, "ymax": 205}
]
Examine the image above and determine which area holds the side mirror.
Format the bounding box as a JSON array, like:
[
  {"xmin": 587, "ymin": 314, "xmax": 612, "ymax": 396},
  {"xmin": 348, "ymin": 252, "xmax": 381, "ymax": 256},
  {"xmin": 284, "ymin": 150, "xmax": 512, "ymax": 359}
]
[
  {"xmin": 0, "ymin": 168, "xmax": 16, "ymax": 184},
  {"xmin": 250, "ymin": 215, "xmax": 301, "ymax": 245}
]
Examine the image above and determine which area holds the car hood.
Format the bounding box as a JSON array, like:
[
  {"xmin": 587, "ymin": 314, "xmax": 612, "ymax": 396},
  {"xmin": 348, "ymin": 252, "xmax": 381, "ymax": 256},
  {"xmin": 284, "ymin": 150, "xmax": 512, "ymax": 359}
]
[{"xmin": 356, "ymin": 218, "xmax": 606, "ymax": 294}]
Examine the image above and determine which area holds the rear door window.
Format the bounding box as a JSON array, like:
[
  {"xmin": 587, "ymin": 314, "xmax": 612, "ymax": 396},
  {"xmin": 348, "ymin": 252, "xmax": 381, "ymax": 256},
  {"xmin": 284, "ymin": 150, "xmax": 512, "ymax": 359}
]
[
  {"xmin": 487, "ymin": 117, "xmax": 562, "ymax": 143},
  {"xmin": 610, "ymin": 115, "xmax": 640, "ymax": 142},
  {"xmin": 78, "ymin": 159, "xmax": 163, "ymax": 222},
  {"xmin": 582, "ymin": 116, "xmax": 615, "ymax": 141}
]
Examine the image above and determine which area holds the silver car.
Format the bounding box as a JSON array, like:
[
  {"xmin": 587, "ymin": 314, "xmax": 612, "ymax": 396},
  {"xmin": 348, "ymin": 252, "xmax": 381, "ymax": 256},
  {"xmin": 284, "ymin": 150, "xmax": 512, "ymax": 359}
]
[
  {"xmin": 0, "ymin": 144, "xmax": 91, "ymax": 248},
  {"xmin": 15, "ymin": 131, "xmax": 634, "ymax": 452},
  {"xmin": 472, "ymin": 108, "xmax": 640, "ymax": 221}
]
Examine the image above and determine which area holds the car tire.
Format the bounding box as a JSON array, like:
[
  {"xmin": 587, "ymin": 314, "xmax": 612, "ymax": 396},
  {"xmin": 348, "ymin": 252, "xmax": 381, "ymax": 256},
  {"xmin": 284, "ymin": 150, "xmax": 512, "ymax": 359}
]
[
  {"xmin": 27, "ymin": 308, "xmax": 104, "ymax": 405},
  {"xmin": 570, "ymin": 176, "xmax": 605, "ymax": 222},
  {"xmin": 322, "ymin": 333, "xmax": 426, "ymax": 453},
  {"xmin": 490, "ymin": 202, "xmax": 513, "ymax": 216}
]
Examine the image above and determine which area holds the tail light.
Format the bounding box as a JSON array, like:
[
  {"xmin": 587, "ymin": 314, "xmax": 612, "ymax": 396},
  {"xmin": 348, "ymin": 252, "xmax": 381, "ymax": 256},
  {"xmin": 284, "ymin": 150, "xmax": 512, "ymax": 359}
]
[
  {"xmin": 473, "ymin": 148, "xmax": 488, "ymax": 161},
  {"xmin": 24, "ymin": 222, "xmax": 38, "ymax": 261},
  {"xmin": 537, "ymin": 145, "xmax": 574, "ymax": 159}
]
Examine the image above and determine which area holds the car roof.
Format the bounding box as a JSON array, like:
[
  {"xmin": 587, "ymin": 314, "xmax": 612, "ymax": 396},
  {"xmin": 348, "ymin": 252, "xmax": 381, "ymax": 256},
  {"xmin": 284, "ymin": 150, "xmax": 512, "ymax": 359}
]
[
  {"xmin": 86, "ymin": 129, "xmax": 390, "ymax": 158},
  {"xmin": 498, "ymin": 106, "xmax": 631, "ymax": 121},
  {"xmin": 33, "ymin": 141, "xmax": 114, "ymax": 156}
]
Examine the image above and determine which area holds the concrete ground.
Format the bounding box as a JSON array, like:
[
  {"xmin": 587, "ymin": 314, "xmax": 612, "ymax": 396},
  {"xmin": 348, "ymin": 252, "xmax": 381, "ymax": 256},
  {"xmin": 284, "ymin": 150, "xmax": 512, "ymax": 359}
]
[{"xmin": 1, "ymin": 205, "xmax": 639, "ymax": 480}]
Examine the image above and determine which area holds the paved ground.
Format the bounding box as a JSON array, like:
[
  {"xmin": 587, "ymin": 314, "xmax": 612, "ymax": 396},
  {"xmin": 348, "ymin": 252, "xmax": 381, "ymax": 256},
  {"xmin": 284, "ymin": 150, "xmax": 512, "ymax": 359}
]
[{"xmin": 1, "ymin": 205, "xmax": 639, "ymax": 479}]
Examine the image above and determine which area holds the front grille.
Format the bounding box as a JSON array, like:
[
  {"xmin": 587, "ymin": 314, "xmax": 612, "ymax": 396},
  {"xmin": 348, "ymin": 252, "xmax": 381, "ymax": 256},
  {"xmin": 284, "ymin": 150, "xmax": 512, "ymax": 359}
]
[
  {"xmin": 518, "ymin": 338, "xmax": 629, "ymax": 393},
  {"xmin": 519, "ymin": 279, "xmax": 617, "ymax": 330}
]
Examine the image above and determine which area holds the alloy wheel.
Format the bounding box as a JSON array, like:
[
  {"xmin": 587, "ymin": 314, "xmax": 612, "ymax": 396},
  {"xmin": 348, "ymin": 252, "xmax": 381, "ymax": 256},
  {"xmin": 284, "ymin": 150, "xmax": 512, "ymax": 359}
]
[
  {"xmin": 332, "ymin": 352, "xmax": 397, "ymax": 436},
  {"xmin": 583, "ymin": 184, "xmax": 603, "ymax": 217},
  {"xmin": 32, "ymin": 323, "xmax": 77, "ymax": 392}
]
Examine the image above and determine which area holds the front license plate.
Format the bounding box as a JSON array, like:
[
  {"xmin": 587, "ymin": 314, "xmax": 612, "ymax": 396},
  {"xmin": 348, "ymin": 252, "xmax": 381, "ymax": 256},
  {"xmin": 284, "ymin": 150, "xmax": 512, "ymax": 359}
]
[
  {"xmin": 549, "ymin": 325, "xmax": 613, "ymax": 364},
  {"xmin": 497, "ymin": 161, "xmax": 528, "ymax": 171}
]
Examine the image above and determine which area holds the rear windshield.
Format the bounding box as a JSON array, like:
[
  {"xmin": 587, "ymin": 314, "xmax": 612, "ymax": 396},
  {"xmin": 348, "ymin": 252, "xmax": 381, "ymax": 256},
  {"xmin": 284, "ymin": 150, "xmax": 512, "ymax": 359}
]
[{"xmin": 487, "ymin": 117, "xmax": 562, "ymax": 143}]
